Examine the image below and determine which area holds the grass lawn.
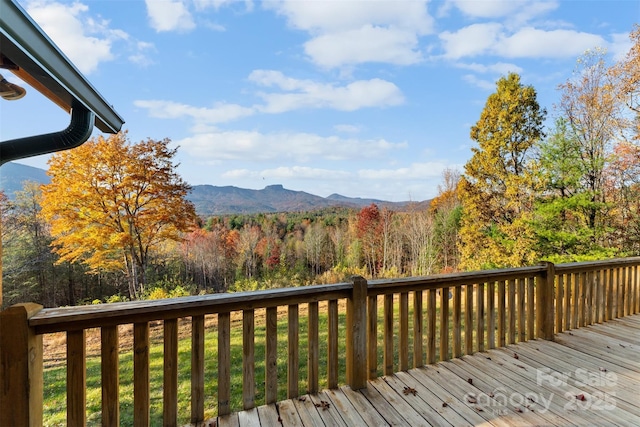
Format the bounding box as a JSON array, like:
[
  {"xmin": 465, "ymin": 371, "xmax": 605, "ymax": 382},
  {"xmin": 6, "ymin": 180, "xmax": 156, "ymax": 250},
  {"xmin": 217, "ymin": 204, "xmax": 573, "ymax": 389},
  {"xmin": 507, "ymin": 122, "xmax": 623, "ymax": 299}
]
[{"xmin": 42, "ymin": 287, "xmax": 510, "ymax": 426}]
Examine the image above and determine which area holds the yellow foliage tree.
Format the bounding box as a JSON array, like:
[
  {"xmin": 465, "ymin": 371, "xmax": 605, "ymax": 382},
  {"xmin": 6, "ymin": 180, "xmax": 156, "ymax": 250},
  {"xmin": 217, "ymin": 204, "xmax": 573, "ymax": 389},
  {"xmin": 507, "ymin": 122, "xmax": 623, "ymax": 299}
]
[
  {"xmin": 458, "ymin": 73, "xmax": 545, "ymax": 270},
  {"xmin": 41, "ymin": 132, "xmax": 196, "ymax": 299}
]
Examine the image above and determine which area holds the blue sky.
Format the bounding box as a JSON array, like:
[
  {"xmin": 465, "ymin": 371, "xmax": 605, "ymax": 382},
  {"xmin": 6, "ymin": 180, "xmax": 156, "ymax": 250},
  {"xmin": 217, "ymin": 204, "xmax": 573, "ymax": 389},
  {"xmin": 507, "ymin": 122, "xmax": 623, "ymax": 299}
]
[{"xmin": 1, "ymin": 0, "xmax": 638, "ymax": 201}]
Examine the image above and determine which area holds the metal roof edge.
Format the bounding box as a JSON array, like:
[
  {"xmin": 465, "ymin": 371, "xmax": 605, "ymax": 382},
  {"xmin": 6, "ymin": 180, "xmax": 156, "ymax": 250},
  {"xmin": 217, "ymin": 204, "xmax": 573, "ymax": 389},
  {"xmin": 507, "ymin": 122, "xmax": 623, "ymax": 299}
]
[{"xmin": 0, "ymin": 0, "xmax": 124, "ymax": 133}]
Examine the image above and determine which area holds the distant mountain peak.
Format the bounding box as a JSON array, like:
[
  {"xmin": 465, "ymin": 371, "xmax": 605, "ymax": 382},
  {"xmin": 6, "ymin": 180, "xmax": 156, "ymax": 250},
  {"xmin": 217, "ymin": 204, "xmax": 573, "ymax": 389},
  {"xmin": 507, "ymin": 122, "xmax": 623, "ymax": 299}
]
[{"xmin": 265, "ymin": 184, "xmax": 285, "ymax": 191}]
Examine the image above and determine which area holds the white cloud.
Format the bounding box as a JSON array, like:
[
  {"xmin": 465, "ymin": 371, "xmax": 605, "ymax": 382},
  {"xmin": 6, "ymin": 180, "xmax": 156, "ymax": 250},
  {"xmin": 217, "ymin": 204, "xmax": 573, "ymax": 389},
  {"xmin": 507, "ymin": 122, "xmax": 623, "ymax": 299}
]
[
  {"xmin": 194, "ymin": 0, "xmax": 253, "ymax": 12},
  {"xmin": 145, "ymin": 0, "xmax": 195, "ymax": 32},
  {"xmin": 496, "ymin": 27, "xmax": 606, "ymax": 58},
  {"xmin": 137, "ymin": 71, "xmax": 404, "ymax": 126},
  {"xmin": 456, "ymin": 62, "xmax": 523, "ymax": 74},
  {"xmin": 358, "ymin": 162, "xmax": 454, "ymax": 180},
  {"xmin": 176, "ymin": 130, "xmax": 407, "ymax": 163},
  {"xmin": 134, "ymin": 99, "xmax": 255, "ymax": 123},
  {"xmin": 249, "ymin": 71, "xmax": 405, "ymax": 112},
  {"xmin": 265, "ymin": 0, "xmax": 433, "ymax": 68},
  {"xmin": 26, "ymin": 1, "xmax": 120, "ymax": 74},
  {"xmin": 440, "ymin": 24, "xmax": 607, "ymax": 60},
  {"xmin": 447, "ymin": 0, "xmax": 558, "ymax": 23},
  {"xmin": 304, "ymin": 26, "xmax": 422, "ymax": 68},
  {"xmin": 224, "ymin": 166, "xmax": 352, "ymax": 180},
  {"xmin": 334, "ymin": 124, "xmax": 361, "ymax": 134},
  {"xmin": 440, "ymin": 23, "xmax": 503, "ymax": 59},
  {"xmin": 462, "ymin": 74, "xmax": 495, "ymax": 90},
  {"xmin": 608, "ymin": 32, "xmax": 632, "ymax": 62},
  {"xmin": 265, "ymin": 0, "xmax": 433, "ymax": 34},
  {"xmin": 128, "ymin": 41, "xmax": 156, "ymax": 67}
]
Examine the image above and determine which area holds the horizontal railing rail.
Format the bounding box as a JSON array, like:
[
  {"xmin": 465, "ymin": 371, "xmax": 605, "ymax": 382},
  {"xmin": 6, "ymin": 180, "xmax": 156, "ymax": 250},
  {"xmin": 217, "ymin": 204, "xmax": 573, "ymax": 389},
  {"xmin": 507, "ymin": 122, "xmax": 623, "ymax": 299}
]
[{"xmin": 1, "ymin": 258, "xmax": 639, "ymax": 426}]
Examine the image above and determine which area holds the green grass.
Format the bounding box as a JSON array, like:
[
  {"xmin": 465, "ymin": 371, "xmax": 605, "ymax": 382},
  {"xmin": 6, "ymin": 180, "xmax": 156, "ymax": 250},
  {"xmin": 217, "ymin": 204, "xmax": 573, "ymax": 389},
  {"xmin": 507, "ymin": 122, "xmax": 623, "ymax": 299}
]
[
  {"xmin": 43, "ymin": 307, "xmax": 349, "ymax": 426},
  {"xmin": 42, "ymin": 288, "xmax": 515, "ymax": 426}
]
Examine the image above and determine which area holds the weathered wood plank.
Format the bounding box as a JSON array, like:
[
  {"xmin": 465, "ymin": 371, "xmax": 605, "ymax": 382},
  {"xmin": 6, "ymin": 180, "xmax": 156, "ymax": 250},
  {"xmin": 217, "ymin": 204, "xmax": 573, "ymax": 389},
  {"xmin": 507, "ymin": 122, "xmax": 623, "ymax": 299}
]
[
  {"xmin": 67, "ymin": 329, "xmax": 86, "ymax": 427},
  {"xmin": 379, "ymin": 374, "xmax": 449, "ymax": 427},
  {"xmin": 265, "ymin": 307, "xmax": 277, "ymax": 404},
  {"xmin": 346, "ymin": 276, "xmax": 367, "ymax": 389},
  {"xmin": 367, "ymin": 295, "xmax": 378, "ymax": 378},
  {"xmin": 328, "ymin": 299, "xmax": 339, "ymax": 388},
  {"xmin": 439, "ymin": 286, "xmax": 449, "ymax": 361},
  {"xmin": 358, "ymin": 381, "xmax": 411, "ymax": 426},
  {"xmin": 191, "ymin": 315, "xmax": 205, "ymax": 423},
  {"xmin": 237, "ymin": 407, "xmax": 260, "ymax": 427},
  {"xmin": 498, "ymin": 280, "xmax": 506, "ymax": 347},
  {"xmin": 288, "ymin": 304, "xmax": 299, "ymax": 398},
  {"xmin": 507, "ymin": 279, "xmax": 516, "ymax": 345},
  {"xmin": 218, "ymin": 312, "xmax": 231, "ymax": 416},
  {"xmin": 256, "ymin": 404, "xmax": 281, "ymax": 427},
  {"xmin": 293, "ymin": 395, "xmax": 325, "ymax": 427},
  {"xmin": 556, "ymin": 273, "xmax": 564, "ymax": 333},
  {"xmin": 341, "ymin": 385, "xmax": 389, "ymax": 426},
  {"xmin": 101, "ymin": 325, "xmax": 119, "ymax": 427},
  {"xmin": 163, "ymin": 319, "xmax": 178, "ymax": 427},
  {"xmin": 517, "ymin": 278, "xmax": 525, "ymax": 342},
  {"xmin": 276, "ymin": 399, "xmax": 302, "ymax": 426},
  {"xmin": 527, "ymin": 277, "xmax": 535, "ymax": 340},
  {"xmin": 476, "ymin": 282, "xmax": 485, "ymax": 352},
  {"xmin": 563, "ymin": 273, "xmax": 571, "ymax": 331},
  {"xmin": 452, "ymin": 285, "xmax": 462, "ymax": 358},
  {"xmin": 307, "ymin": 302, "xmax": 319, "ymax": 393},
  {"xmin": 465, "ymin": 283, "xmax": 474, "ymax": 353},
  {"xmin": 383, "ymin": 293, "xmax": 394, "ymax": 375},
  {"xmin": 134, "ymin": 322, "xmax": 149, "ymax": 426},
  {"xmin": 399, "ymin": 292, "xmax": 409, "ymax": 370},
  {"xmin": 426, "ymin": 289, "xmax": 436, "ymax": 365},
  {"xmin": 0, "ymin": 304, "xmax": 43, "ymax": 427},
  {"xmin": 308, "ymin": 392, "xmax": 348, "ymax": 427},
  {"xmin": 487, "ymin": 281, "xmax": 495, "ymax": 350},
  {"xmin": 413, "ymin": 291, "xmax": 423, "ymax": 368},
  {"xmin": 243, "ymin": 309, "xmax": 255, "ymax": 410}
]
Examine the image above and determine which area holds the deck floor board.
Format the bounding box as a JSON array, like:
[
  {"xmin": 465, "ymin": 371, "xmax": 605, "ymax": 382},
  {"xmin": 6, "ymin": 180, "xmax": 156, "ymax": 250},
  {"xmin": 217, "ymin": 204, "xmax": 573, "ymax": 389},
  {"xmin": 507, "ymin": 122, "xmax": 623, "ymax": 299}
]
[{"xmin": 201, "ymin": 315, "xmax": 640, "ymax": 426}]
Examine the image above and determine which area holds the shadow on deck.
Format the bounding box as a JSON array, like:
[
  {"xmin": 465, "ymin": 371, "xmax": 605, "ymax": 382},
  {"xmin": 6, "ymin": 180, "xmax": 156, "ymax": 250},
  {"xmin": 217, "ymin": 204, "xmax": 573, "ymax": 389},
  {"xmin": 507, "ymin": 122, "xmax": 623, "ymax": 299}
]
[{"xmin": 209, "ymin": 315, "xmax": 640, "ymax": 427}]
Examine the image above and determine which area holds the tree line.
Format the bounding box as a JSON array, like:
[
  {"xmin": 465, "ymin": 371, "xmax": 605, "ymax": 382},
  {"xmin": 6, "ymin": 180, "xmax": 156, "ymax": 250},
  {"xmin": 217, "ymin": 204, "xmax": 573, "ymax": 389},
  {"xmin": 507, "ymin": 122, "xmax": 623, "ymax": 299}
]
[{"xmin": 1, "ymin": 27, "xmax": 639, "ymax": 308}]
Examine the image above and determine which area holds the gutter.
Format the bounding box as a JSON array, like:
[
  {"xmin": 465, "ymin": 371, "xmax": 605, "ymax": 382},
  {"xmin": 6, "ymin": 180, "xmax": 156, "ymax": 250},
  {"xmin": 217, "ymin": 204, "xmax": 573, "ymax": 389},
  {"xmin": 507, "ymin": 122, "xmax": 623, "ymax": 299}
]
[
  {"xmin": 0, "ymin": 101, "xmax": 94, "ymax": 165},
  {"xmin": 0, "ymin": 0, "xmax": 124, "ymax": 164}
]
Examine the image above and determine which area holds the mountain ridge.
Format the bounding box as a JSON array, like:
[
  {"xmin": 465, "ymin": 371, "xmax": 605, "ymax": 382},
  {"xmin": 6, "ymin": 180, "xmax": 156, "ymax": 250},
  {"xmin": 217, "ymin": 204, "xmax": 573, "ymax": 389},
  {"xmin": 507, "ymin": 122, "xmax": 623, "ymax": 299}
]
[{"xmin": 0, "ymin": 162, "xmax": 428, "ymax": 215}]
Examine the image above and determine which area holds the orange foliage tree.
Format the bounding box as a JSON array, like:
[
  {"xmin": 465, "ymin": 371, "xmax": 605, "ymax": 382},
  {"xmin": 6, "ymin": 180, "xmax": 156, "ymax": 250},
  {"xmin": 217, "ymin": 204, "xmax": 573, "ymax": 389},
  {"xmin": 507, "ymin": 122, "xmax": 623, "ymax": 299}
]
[{"xmin": 41, "ymin": 132, "xmax": 196, "ymax": 299}]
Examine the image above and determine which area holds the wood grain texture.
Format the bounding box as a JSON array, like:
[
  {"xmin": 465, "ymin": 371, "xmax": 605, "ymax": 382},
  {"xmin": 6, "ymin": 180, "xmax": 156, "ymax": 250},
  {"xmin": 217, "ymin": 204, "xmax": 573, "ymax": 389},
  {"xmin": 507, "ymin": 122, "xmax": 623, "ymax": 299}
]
[
  {"xmin": 67, "ymin": 329, "xmax": 86, "ymax": 427},
  {"xmin": 133, "ymin": 322, "xmax": 149, "ymax": 427},
  {"xmin": 101, "ymin": 325, "xmax": 119, "ymax": 427}
]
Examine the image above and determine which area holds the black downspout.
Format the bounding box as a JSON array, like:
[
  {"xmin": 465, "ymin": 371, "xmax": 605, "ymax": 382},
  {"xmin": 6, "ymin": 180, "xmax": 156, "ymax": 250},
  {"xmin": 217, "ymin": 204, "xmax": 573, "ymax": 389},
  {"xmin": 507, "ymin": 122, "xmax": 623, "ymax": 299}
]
[{"xmin": 0, "ymin": 101, "xmax": 95, "ymax": 165}]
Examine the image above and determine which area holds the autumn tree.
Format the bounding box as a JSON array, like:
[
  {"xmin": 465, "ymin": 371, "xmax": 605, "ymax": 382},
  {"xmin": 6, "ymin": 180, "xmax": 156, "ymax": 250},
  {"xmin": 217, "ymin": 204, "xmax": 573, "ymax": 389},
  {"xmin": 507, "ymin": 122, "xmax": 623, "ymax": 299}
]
[
  {"xmin": 459, "ymin": 73, "xmax": 546, "ymax": 270},
  {"xmin": 558, "ymin": 48, "xmax": 622, "ymax": 243},
  {"xmin": 41, "ymin": 132, "xmax": 196, "ymax": 299},
  {"xmin": 607, "ymin": 141, "xmax": 640, "ymax": 253},
  {"xmin": 429, "ymin": 168, "xmax": 462, "ymax": 271},
  {"xmin": 355, "ymin": 204, "xmax": 383, "ymax": 277}
]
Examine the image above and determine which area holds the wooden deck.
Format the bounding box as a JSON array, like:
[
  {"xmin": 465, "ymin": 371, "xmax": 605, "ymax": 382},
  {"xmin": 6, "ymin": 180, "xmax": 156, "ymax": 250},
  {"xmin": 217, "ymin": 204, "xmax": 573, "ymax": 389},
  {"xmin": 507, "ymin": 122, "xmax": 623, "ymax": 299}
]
[{"xmin": 210, "ymin": 315, "xmax": 640, "ymax": 427}]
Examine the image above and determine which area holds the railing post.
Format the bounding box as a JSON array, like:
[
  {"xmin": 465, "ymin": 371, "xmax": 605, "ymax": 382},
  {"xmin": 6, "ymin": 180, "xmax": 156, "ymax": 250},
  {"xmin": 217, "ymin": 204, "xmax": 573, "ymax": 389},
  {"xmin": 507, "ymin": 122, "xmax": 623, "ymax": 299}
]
[
  {"xmin": 0, "ymin": 303, "xmax": 43, "ymax": 427},
  {"xmin": 347, "ymin": 276, "xmax": 367, "ymax": 390},
  {"xmin": 537, "ymin": 262, "xmax": 555, "ymax": 341}
]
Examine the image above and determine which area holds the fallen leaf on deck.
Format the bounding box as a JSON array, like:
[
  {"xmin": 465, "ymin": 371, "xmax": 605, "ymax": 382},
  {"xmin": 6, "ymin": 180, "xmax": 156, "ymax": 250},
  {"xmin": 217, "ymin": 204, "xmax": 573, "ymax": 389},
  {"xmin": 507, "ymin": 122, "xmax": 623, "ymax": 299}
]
[
  {"xmin": 475, "ymin": 407, "xmax": 484, "ymax": 412},
  {"xmin": 442, "ymin": 402, "xmax": 448, "ymax": 408},
  {"xmin": 467, "ymin": 396, "xmax": 477, "ymax": 404},
  {"xmin": 314, "ymin": 400, "xmax": 331, "ymax": 410},
  {"xmin": 467, "ymin": 378, "xmax": 473, "ymax": 385},
  {"xmin": 599, "ymin": 367, "xmax": 607, "ymax": 372},
  {"xmin": 403, "ymin": 386, "xmax": 418, "ymax": 396},
  {"xmin": 515, "ymin": 407, "xmax": 523, "ymax": 413},
  {"xmin": 513, "ymin": 353, "xmax": 519, "ymax": 359},
  {"xmin": 576, "ymin": 394, "xmax": 586, "ymax": 401},
  {"xmin": 298, "ymin": 397, "xmax": 306, "ymax": 402}
]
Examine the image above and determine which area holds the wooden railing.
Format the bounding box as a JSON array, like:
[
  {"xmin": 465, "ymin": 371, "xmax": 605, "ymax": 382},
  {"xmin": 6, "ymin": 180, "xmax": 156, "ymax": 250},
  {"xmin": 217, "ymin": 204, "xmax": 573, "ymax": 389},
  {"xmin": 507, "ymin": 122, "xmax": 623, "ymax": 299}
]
[{"xmin": 1, "ymin": 258, "xmax": 639, "ymax": 426}]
